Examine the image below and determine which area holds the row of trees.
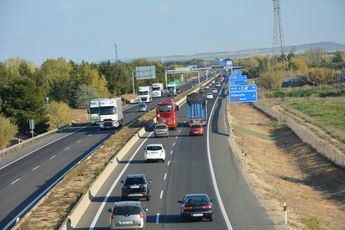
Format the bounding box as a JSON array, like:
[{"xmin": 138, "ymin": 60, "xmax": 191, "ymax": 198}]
[
  {"xmin": 238, "ymin": 49, "xmax": 345, "ymax": 89},
  {"xmin": 0, "ymin": 57, "xmax": 170, "ymax": 149}
]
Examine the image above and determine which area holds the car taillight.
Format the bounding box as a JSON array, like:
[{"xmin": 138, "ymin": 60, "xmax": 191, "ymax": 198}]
[
  {"xmin": 203, "ymin": 205, "xmax": 212, "ymax": 209},
  {"xmin": 183, "ymin": 206, "xmax": 193, "ymax": 210},
  {"xmin": 140, "ymin": 212, "xmax": 144, "ymax": 219},
  {"xmin": 111, "ymin": 213, "xmax": 115, "ymax": 220}
]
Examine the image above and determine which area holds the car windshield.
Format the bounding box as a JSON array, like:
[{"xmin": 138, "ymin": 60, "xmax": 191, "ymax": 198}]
[
  {"xmin": 158, "ymin": 105, "xmax": 172, "ymax": 112},
  {"xmin": 139, "ymin": 91, "xmax": 148, "ymax": 95},
  {"xmin": 147, "ymin": 145, "xmax": 162, "ymax": 151},
  {"xmin": 125, "ymin": 177, "xmax": 145, "ymax": 185},
  {"xmin": 152, "ymin": 87, "xmax": 160, "ymax": 91},
  {"xmin": 191, "ymin": 125, "xmax": 202, "ymax": 129},
  {"xmin": 99, "ymin": 106, "xmax": 116, "ymax": 115},
  {"xmin": 138, "ymin": 103, "xmax": 146, "ymax": 108},
  {"xmin": 89, "ymin": 107, "xmax": 100, "ymax": 114},
  {"xmin": 155, "ymin": 125, "xmax": 167, "ymax": 130},
  {"xmin": 113, "ymin": 206, "xmax": 141, "ymax": 215},
  {"xmin": 184, "ymin": 196, "xmax": 209, "ymax": 205}
]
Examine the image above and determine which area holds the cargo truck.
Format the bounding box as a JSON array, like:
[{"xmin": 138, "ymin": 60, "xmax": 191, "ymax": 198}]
[
  {"xmin": 98, "ymin": 98, "xmax": 124, "ymax": 129},
  {"xmin": 166, "ymin": 83, "xmax": 177, "ymax": 96},
  {"xmin": 88, "ymin": 98, "xmax": 103, "ymax": 124},
  {"xmin": 152, "ymin": 83, "xmax": 164, "ymax": 98},
  {"xmin": 138, "ymin": 86, "xmax": 153, "ymax": 103},
  {"xmin": 186, "ymin": 92, "xmax": 207, "ymax": 126}
]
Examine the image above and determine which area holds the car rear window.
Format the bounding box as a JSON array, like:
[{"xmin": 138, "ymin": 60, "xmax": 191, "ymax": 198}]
[
  {"xmin": 191, "ymin": 125, "xmax": 202, "ymax": 129},
  {"xmin": 155, "ymin": 125, "xmax": 167, "ymax": 130},
  {"xmin": 185, "ymin": 196, "xmax": 209, "ymax": 205},
  {"xmin": 113, "ymin": 206, "xmax": 141, "ymax": 215},
  {"xmin": 125, "ymin": 177, "xmax": 145, "ymax": 185},
  {"xmin": 147, "ymin": 145, "xmax": 162, "ymax": 151}
]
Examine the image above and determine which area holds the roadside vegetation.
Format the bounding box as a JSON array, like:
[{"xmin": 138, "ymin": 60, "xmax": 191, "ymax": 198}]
[{"xmin": 0, "ymin": 115, "xmax": 17, "ymax": 149}]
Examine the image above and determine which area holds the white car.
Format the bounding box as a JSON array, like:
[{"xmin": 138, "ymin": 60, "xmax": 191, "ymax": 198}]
[
  {"xmin": 204, "ymin": 85, "xmax": 210, "ymax": 89},
  {"xmin": 212, "ymin": 88, "xmax": 218, "ymax": 94},
  {"xmin": 206, "ymin": 93, "xmax": 213, "ymax": 99},
  {"xmin": 144, "ymin": 144, "xmax": 166, "ymax": 162}
]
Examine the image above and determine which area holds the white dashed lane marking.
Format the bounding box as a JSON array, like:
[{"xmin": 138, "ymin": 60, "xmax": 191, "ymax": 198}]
[
  {"xmin": 32, "ymin": 165, "xmax": 40, "ymax": 171},
  {"xmin": 10, "ymin": 178, "xmax": 21, "ymax": 185},
  {"xmin": 49, "ymin": 155, "xmax": 56, "ymax": 160}
]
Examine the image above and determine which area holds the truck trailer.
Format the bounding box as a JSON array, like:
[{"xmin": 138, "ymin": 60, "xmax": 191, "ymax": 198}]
[{"xmin": 186, "ymin": 92, "xmax": 207, "ymax": 126}]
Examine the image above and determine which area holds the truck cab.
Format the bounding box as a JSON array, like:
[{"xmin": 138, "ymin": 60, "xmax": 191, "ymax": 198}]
[
  {"xmin": 138, "ymin": 86, "xmax": 153, "ymax": 103},
  {"xmin": 99, "ymin": 98, "xmax": 124, "ymax": 129}
]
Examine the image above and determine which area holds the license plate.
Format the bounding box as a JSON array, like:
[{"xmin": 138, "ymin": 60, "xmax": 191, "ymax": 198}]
[
  {"xmin": 192, "ymin": 213, "xmax": 203, "ymax": 217},
  {"xmin": 128, "ymin": 194, "xmax": 143, "ymax": 197},
  {"xmin": 130, "ymin": 185, "xmax": 140, "ymax": 188},
  {"xmin": 120, "ymin": 220, "xmax": 133, "ymax": 225}
]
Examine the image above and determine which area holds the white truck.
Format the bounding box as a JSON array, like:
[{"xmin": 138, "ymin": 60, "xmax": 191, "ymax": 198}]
[
  {"xmin": 138, "ymin": 86, "xmax": 153, "ymax": 103},
  {"xmin": 166, "ymin": 83, "xmax": 177, "ymax": 96},
  {"xmin": 98, "ymin": 98, "xmax": 124, "ymax": 129},
  {"xmin": 88, "ymin": 98, "xmax": 103, "ymax": 124},
  {"xmin": 152, "ymin": 83, "xmax": 164, "ymax": 98}
]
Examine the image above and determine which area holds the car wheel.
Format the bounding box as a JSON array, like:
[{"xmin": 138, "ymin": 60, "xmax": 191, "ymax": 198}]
[
  {"xmin": 161, "ymin": 159, "xmax": 165, "ymax": 163},
  {"xmin": 208, "ymin": 216, "xmax": 213, "ymax": 222},
  {"xmin": 146, "ymin": 195, "xmax": 150, "ymax": 201}
]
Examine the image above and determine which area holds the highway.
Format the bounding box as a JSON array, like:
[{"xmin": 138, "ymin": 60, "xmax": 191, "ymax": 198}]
[
  {"xmin": 0, "ymin": 77, "xmax": 205, "ymax": 229},
  {"xmin": 75, "ymin": 81, "xmax": 274, "ymax": 229}
]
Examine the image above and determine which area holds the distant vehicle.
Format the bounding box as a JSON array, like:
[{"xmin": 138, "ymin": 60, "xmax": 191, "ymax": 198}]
[
  {"xmin": 138, "ymin": 86, "xmax": 152, "ymax": 103},
  {"xmin": 156, "ymin": 98, "xmax": 178, "ymax": 129},
  {"xmin": 212, "ymin": 88, "xmax": 218, "ymax": 94},
  {"xmin": 166, "ymin": 83, "xmax": 177, "ymax": 96},
  {"xmin": 206, "ymin": 93, "xmax": 213, "ymax": 99},
  {"xmin": 152, "ymin": 83, "xmax": 164, "ymax": 98},
  {"xmin": 215, "ymin": 82, "xmax": 221, "ymax": 87},
  {"xmin": 144, "ymin": 144, "xmax": 166, "ymax": 162},
  {"xmin": 121, "ymin": 174, "xmax": 151, "ymax": 201},
  {"xmin": 199, "ymin": 88, "xmax": 205, "ymax": 93},
  {"xmin": 186, "ymin": 93, "xmax": 207, "ymax": 126},
  {"xmin": 154, "ymin": 123, "xmax": 169, "ymax": 137},
  {"xmin": 88, "ymin": 98, "xmax": 103, "ymax": 124},
  {"xmin": 137, "ymin": 102, "xmax": 147, "ymax": 112},
  {"xmin": 212, "ymin": 80, "xmax": 215, "ymax": 84},
  {"xmin": 108, "ymin": 201, "xmax": 148, "ymax": 229},
  {"xmin": 189, "ymin": 124, "xmax": 205, "ymax": 136},
  {"xmin": 178, "ymin": 194, "xmax": 214, "ymax": 222},
  {"xmin": 99, "ymin": 98, "xmax": 124, "ymax": 129},
  {"xmin": 205, "ymin": 85, "xmax": 209, "ymax": 89}
]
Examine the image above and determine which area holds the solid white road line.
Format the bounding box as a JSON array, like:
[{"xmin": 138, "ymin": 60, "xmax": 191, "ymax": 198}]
[
  {"xmin": 64, "ymin": 146, "xmax": 70, "ymax": 151},
  {"xmin": 163, "ymin": 173, "xmax": 167, "ymax": 181},
  {"xmin": 156, "ymin": 213, "xmax": 160, "ymax": 224},
  {"xmin": 76, "ymin": 139, "xmax": 82, "ymax": 143},
  {"xmin": 170, "ymin": 150, "xmax": 173, "ymax": 155},
  {"xmin": 206, "ymin": 83, "xmax": 233, "ymax": 230},
  {"xmin": 32, "ymin": 165, "xmax": 40, "ymax": 171},
  {"xmin": 167, "ymin": 160, "xmax": 171, "ymax": 166},
  {"xmin": 10, "ymin": 178, "xmax": 21, "ymax": 185},
  {"xmin": 0, "ymin": 126, "xmax": 88, "ymax": 170},
  {"xmin": 89, "ymin": 131, "xmax": 153, "ymax": 230},
  {"xmin": 160, "ymin": 190, "xmax": 164, "ymax": 199},
  {"xmin": 49, "ymin": 155, "xmax": 56, "ymax": 160}
]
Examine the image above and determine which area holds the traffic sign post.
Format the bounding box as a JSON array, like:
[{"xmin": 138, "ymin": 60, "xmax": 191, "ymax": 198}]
[
  {"xmin": 29, "ymin": 119, "xmax": 35, "ymax": 138},
  {"xmin": 229, "ymin": 77, "xmax": 247, "ymax": 85}
]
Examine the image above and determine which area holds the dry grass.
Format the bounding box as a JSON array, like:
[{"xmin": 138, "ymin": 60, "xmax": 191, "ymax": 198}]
[{"xmin": 229, "ymin": 103, "xmax": 345, "ymax": 230}]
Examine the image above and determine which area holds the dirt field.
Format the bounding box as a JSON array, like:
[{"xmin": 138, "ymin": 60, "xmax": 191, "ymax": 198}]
[{"xmin": 228, "ymin": 103, "xmax": 345, "ymax": 230}]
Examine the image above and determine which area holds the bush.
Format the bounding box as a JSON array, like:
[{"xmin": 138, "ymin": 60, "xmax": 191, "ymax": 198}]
[
  {"xmin": 259, "ymin": 70, "xmax": 285, "ymax": 89},
  {"xmin": 48, "ymin": 101, "xmax": 72, "ymax": 129},
  {"xmin": 0, "ymin": 114, "xmax": 17, "ymax": 150},
  {"xmin": 303, "ymin": 68, "xmax": 338, "ymax": 85}
]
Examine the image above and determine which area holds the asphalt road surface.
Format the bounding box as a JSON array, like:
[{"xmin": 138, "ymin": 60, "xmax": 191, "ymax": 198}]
[
  {"xmin": 75, "ymin": 82, "xmax": 274, "ymax": 230},
  {"xmin": 0, "ymin": 76, "xmax": 206, "ymax": 229}
]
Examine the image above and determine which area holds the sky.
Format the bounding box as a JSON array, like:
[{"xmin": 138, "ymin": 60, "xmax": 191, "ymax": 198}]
[{"xmin": 0, "ymin": 0, "xmax": 344, "ymax": 65}]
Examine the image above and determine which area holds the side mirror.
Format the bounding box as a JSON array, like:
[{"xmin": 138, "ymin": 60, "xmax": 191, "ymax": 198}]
[
  {"xmin": 177, "ymin": 200, "xmax": 182, "ymax": 203},
  {"xmin": 108, "ymin": 208, "xmax": 112, "ymax": 213},
  {"xmin": 144, "ymin": 208, "xmax": 149, "ymax": 212},
  {"xmin": 121, "ymin": 180, "xmax": 124, "ymax": 184},
  {"xmin": 148, "ymin": 179, "xmax": 152, "ymax": 183}
]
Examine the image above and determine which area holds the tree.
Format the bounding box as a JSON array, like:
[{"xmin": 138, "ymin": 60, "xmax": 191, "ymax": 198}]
[
  {"xmin": 4, "ymin": 57, "xmax": 36, "ymax": 76},
  {"xmin": 74, "ymin": 84, "xmax": 99, "ymax": 108},
  {"xmin": 0, "ymin": 114, "xmax": 17, "ymax": 150},
  {"xmin": 0, "ymin": 75, "xmax": 49, "ymax": 134},
  {"xmin": 41, "ymin": 58, "xmax": 73, "ymax": 102},
  {"xmin": 304, "ymin": 67, "xmax": 337, "ymax": 85},
  {"xmin": 304, "ymin": 47, "xmax": 325, "ymax": 67},
  {"xmin": 332, "ymin": 51, "xmax": 344, "ymax": 63},
  {"xmin": 290, "ymin": 57, "xmax": 309, "ymax": 74},
  {"xmin": 48, "ymin": 101, "xmax": 72, "ymax": 128},
  {"xmin": 259, "ymin": 70, "xmax": 285, "ymax": 89}
]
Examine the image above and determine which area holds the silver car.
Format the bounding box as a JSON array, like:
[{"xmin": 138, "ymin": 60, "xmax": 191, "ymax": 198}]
[
  {"xmin": 137, "ymin": 102, "xmax": 147, "ymax": 112},
  {"xmin": 109, "ymin": 201, "xmax": 148, "ymax": 229},
  {"xmin": 154, "ymin": 123, "xmax": 169, "ymax": 137}
]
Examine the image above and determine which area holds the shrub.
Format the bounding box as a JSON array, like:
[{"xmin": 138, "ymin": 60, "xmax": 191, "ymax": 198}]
[
  {"xmin": 259, "ymin": 70, "xmax": 285, "ymax": 89},
  {"xmin": 0, "ymin": 114, "xmax": 17, "ymax": 150},
  {"xmin": 48, "ymin": 101, "xmax": 72, "ymax": 129},
  {"xmin": 304, "ymin": 68, "xmax": 337, "ymax": 85}
]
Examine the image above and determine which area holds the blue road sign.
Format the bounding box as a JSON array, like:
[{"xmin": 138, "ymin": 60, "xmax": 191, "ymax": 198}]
[
  {"xmin": 231, "ymin": 70, "xmax": 242, "ymax": 76},
  {"xmin": 229, "ymin": 77, "xmax": 247, "ymax": 85},
  {"xmin": 229, "ymin": 84, "xmax": 257, "ymax": 92},
  {"xmin": 230, "ymin": 91, "xmax": 257, "ymax": 103}
]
